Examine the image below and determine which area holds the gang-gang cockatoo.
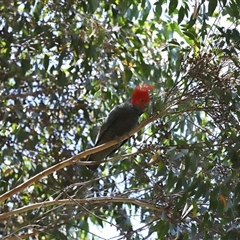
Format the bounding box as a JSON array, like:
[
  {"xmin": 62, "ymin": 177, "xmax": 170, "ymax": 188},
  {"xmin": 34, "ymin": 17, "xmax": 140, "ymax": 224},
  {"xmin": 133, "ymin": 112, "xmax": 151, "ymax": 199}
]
[{"xmin": 86, "ymin": 83, "xmax": 153, "ymax": 170}]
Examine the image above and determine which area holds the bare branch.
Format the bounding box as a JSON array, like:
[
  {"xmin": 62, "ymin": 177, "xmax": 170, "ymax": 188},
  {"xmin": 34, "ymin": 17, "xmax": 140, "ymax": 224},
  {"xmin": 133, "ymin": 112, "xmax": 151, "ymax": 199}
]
[
  {"xmin": 0, "ymin": 108, "xmax": 170, "ymax": 202},
  {"xmin": 0, "ymin": 197, "xmax": 165, "ymax": 220}
]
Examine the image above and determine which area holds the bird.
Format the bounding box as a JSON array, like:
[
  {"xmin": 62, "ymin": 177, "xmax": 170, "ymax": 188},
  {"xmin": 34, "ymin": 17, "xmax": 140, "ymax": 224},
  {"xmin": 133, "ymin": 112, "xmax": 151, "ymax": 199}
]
[{"xmin": 86, "ymin": 83, "xmax": 154, "ymax": 170}]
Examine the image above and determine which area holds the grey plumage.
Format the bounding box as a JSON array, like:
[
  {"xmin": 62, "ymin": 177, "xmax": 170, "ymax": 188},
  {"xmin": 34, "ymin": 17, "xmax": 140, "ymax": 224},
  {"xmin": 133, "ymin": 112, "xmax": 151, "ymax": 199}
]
[
  {"xmin": 86, "ymin": 102, "xmax": 143, "ymax": 170},
  {"xmin": 86, "ymin": 83, "xmax": 153, "ymax": 170}
]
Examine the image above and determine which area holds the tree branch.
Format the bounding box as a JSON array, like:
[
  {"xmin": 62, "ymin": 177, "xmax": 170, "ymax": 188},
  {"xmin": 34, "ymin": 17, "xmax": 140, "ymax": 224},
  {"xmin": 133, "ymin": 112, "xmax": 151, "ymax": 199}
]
[
  {"xmin": 0, "ymin": 108, "xmax": 170, "ymax": 202},
  {"xmin": 0, "ymin": 197, "xmax": 165, "ymax": 220}
]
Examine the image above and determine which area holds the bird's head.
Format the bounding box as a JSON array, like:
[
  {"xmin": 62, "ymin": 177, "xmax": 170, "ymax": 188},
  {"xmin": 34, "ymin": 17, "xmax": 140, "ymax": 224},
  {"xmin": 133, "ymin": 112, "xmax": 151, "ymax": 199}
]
[{"xmin": 131, "ymin": 83, "xmax": 154, "ymax": 109}]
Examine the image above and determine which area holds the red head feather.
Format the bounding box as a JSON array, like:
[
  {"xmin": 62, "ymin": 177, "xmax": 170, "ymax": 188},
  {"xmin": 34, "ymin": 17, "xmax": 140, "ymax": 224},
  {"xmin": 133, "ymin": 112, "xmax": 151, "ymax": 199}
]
[{"xmin": 131, "ymin": 83, "xmax": 154, "ymax": 109}]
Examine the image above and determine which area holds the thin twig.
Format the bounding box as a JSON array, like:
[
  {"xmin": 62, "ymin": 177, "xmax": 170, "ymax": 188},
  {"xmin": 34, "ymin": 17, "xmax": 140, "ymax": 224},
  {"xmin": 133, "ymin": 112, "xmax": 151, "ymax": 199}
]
[{"xmin": 0, "ymin": 197, "xmax": 165, "ymax": 220}]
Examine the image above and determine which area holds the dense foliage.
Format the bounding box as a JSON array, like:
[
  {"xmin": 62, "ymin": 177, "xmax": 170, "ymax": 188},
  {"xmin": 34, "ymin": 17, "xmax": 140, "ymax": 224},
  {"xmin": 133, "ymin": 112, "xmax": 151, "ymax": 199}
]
[{"xmin": 0, "ymin": 0, "xmax": 240, "ymax": 239}]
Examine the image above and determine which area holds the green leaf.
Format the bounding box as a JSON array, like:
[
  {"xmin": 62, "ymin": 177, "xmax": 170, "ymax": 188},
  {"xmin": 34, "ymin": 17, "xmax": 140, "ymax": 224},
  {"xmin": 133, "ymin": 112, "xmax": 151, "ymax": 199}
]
[
  {"xmin": 208, "ymin": 0, "xmax": 218, "ymax": 16},
  {"xmin": 169, "ymin": 0, "xmax": 178, "ymax": 15},
  {"xmin": 57, "ymin": 70, "xmax": 67, "ymax": 86},
  {"xmin": 156, "ymin": 220, "xmax": 170, "ymax": 238},
  {"xmin": 175, "ymin": 193, "xmax": 188, "ymax": 210},
  {"xmin": 154, "ymin": 2, "xmax": 162, "ymax": 18},
  {"xmin": 178, "ymin": 6, "xmax": 185, "ymax": 24},
  {"xmin": 21, "ymin": 58, "xmax": 31, "ymax": 75},
  {"xmin": 43, "ymin": 54, "xmax": 49, "ymax": 72},
  {"xmin": 89, "ymin": 0, "xmax": 99, "ymax": 12},
  {"xmin": 182, "ymin": 30, "xmax": 197, "ymax": 41}
]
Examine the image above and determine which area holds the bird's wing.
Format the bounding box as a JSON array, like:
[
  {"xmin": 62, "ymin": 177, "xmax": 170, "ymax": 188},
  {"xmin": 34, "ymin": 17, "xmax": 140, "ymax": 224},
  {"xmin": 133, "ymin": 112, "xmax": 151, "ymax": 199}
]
[{"xmin": 95, "ymin": 104, "xmax": 122, "ymax": 145}]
